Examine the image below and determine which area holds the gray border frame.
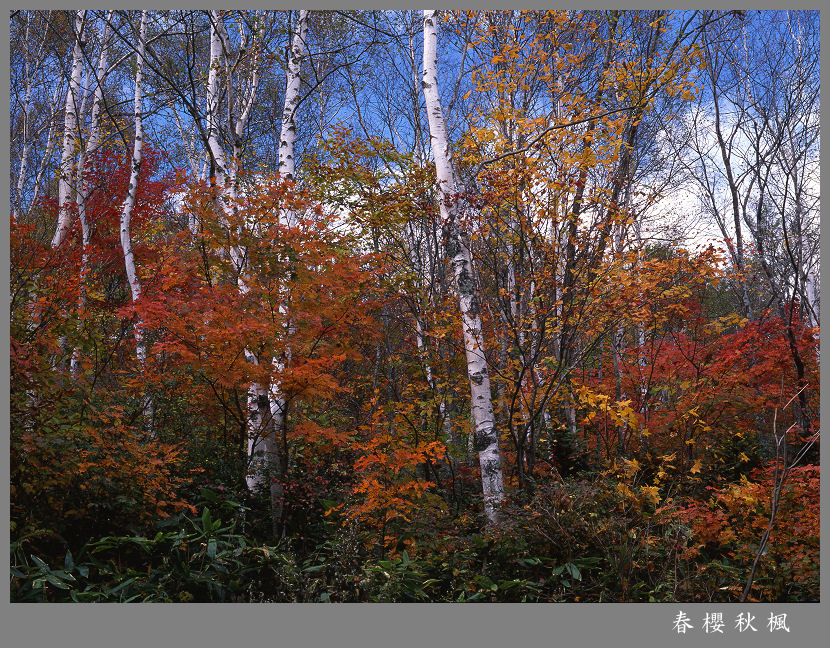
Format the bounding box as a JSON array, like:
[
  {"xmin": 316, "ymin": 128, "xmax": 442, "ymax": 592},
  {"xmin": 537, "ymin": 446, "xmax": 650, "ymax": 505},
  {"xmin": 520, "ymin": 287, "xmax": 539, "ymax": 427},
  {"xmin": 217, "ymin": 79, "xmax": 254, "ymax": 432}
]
[{"xmin": 3, "ymin": 2, "xmax": 825, "ymax": 647}]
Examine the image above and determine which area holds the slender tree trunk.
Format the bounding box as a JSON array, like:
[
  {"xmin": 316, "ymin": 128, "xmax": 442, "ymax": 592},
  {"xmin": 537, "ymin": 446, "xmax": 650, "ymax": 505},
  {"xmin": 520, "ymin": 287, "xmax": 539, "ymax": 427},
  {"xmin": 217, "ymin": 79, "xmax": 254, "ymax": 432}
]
[
  {"xmin": 241, "ymin": 9, "xmax": 308, "ymax": 537},
  {"xmin": 269, "ymin": 6, "xmax": 308, "ymax": 442},
  {"xmin": 120, "ymin": 11, "xmax": 147, "ymax": 356},
  {"xmin": 422, "ymin": 9, "xmax": 504, "ymax": 525},
  {"xmin": 13, "ymin": 11, "xmax": 51, "ymax": 221},
  {"xmin": 203, "ymin": 11, "xmax": 274, "ymax": 512},
  {"xmin": 278, "ymin": 9, "xmax": 308, "ymax": 208},
  {"xmin": 28, "ymin": 84, "xmax": 63, "ymax": 217},
  {"xmin": 119, "ymin": 11, "xmax": 153, "ymax": 433},
  {"xmin": 52, "ymin": 10, "xmax": 86, "ymax": 249},
  {"xmin": 72, "ymin": 11, "xmax": 114, "ymax": 376}
]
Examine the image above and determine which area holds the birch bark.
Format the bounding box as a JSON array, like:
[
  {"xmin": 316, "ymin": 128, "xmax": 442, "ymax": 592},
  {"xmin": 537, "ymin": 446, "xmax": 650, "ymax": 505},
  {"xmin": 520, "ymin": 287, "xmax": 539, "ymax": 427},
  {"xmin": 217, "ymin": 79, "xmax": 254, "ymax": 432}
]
[
  {"xmin": 71, "ymin": 11, "xmax": 114, "ymax": 376},
  {"xmin": 51, "ymin": 10, "xmax": 86, "ymax": 249},
  {"xmin": 205, "ymin": 12, "xmax": 272, "ymax": 500},
  {"xmin": 257, "ymin": 9, "xmax": 309, "ymax": 538},
  {"xmin": 203, "ymin": 10, "xmax": 288, "ymax": 537},
  {"xmin": 119, "ymin": 11, "xmax": 149, "ymax": 369},
  {"xmin": 278, "ymin": 9, "xmax": 308, "ymax": 208},
  {"xmin": 77, "ymin": 12, "xmax": 114, "ymax": 251},
  {"xmin": 422, "ymin": 9, "xmax": 504, "ymax": 525}
]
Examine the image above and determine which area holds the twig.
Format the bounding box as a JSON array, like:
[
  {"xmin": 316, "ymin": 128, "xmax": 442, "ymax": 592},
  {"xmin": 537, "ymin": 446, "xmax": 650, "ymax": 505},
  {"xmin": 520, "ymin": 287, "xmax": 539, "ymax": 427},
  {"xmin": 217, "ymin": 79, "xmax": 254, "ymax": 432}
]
[{"xmin": 740, "ymin": 383, "xmax": 816, "ymax": 602}]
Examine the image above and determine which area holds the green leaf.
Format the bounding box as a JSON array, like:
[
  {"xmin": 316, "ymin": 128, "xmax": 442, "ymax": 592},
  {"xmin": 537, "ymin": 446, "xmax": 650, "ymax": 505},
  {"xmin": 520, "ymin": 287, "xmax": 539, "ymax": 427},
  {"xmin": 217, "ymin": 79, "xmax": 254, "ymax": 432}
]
[
  {"xmin": 207, "ymin": 540, "xmax": 217, "ymax": 560},
  {"xmin": 64, "ymin": 550, "xmax": 74, "ymax": 571},
  {"xmin": 30, "ymin": 554, "xmax": 48, "ymax": 571},
  {"xmin": 201, "ymin": 508, "xmax": 212, "ymax": 532},
  {"xmin": 565, "ymin": 563, "xmax": 581, "ymax": 581},
  {"xmin": 475, "ymin": 575, "xmax": 496, "ymax": 591},
  {"xmin": 105, "ymin": 577, "xmax": 136, "ymax": 596},
  {"xmin": 51, "ymin": 570, "xmax": 76, "ymax": 582},
  {"xmin": 77, "ymin": 565, "xmax": 89, "ymax": 578},
  {"xmin": 302, "ymin": 564, "xmax": 325, "ymax": 573},
  {"xmin": 200, "ymin": 488, "xmax": 218, "ymax": 503},
  {"xmin": 45, "ymin": 574, "xmax": 70, "ymax": 589}
]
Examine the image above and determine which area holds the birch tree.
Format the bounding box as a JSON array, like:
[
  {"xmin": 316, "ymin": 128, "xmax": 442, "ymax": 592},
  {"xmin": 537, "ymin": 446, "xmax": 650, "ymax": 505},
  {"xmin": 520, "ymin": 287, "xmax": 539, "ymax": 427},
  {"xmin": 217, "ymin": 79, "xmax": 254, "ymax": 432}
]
[
  {"xmin": 70, "ymin": 11, "xmax": 115, "ymax": 375},
  {"xmin": 422, "ymin": 9, "xmax": 504, "ymax": 524},
  {"xmin": 201, "ymin": 10, "xmax": 272, "ymax": 502},
  {"xmin": 76, "ymin": 11, "xmax": 114, "ymax": 261},
  {"xmin": 192, "ymin": 9, "xmax": 297, "ymax": 537},
  {"xmin": 51, "ymin": 10, "xmax": 86, "ymax": 249},
  {"xmin": 252, "ymin": 8, "xmax": 309, "ymax": 538},
  {"xmin": 119, "ymin": 11, "xmax": 149, "ymax": 367}
]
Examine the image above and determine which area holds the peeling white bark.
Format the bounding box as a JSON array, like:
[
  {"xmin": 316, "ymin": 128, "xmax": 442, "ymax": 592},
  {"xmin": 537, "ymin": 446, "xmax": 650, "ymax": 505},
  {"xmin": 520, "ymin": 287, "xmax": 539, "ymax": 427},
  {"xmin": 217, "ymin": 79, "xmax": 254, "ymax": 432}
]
[
  {"xmin": 119, "ymin": 11, "xmax": 148, "ymax": 363},
  {"xmin": 205, "ymin": 11, "xmax": 284, "ymax": 533},
  {"xmin": 250, "ymin": 9, "xmax": 308, "ymax": 536},
  {"xmin": 71, "ymin": 12, "xmax": 115, "ymax": 377},
  {"xmin": 52, "ymin": 10, "xmax": 86, "ymax": 249},
  {"xmin": 206, "ymin": 10, "xmax": 247, "ymax": 280},
  {"xmin": 422, "ymin": 9, "xmax": 504, "ymax": 524},
  {"xmin": 279, "ymin": 11, "xmax": 307, "ymax": 189}
]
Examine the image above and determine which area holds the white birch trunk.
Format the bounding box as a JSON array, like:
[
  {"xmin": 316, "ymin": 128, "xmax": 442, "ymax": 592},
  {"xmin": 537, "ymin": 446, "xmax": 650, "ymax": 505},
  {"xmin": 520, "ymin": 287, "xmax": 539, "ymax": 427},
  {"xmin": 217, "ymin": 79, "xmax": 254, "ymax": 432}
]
[
  {"xmin": 206, "ymin": 12, "xmax": 227, "ymax": 186},
  {"xmin": 207, "ymin": 11, "xmax": 268, "ymax": 495},
  {"xmin": 77, "ymin": 12, "xmax": 113, "ymax": 246},
  {"xmin": 13, "ymin": 12, "xmax": 34, "ymax": 221},
  {"xmin": 51, "ymin": 10, "xmax": 86, "ymax": 249},
  {"xmin": 251, "ymin": 9, "xmax": 308, "ymax": 536},
  {"xmin": 120, "ymin": 11, "xmax": 153, "ymax": 434},
  {"xmin": 206, "ymin": 13, "xmax": 260, "ymax": 489},
  {"xmin": 120, "ymin": 11, "xmax": 148, "ymax": 367},
  {"xmin": 422, "ymin": 9, "xmax": 504, "ymax": 525},
  {"xmin": 278, "ymin": 8, "xmax": 308, "ymax": 228},
  {"xmin": 206, "ymin": 11, "xmax": 247, "ymax": 278},
  {"xmin": 206, "ymin": 11, "xmax": 283, "ymax": 533},
  {"xmin": 71, "ymin": 12, "xmax": 114, "ymax": 375}
]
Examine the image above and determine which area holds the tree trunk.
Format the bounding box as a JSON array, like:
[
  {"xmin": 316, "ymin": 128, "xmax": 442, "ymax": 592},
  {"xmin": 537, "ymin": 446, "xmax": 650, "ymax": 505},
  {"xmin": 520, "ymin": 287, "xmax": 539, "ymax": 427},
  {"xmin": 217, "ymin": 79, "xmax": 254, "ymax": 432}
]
[
  {"xmin": 72, "ymin": 11, "xmax": 114, "ymax": 376},
  {"xmin": 118, "ymin": 11, "xmax": 153, "ymax": 434},
  {"xmin": 52, "ymin": 10, "xmax": 86, "ymax": 249},
  {"xmin": 422, "ymin": 9, "xmax": 504, "ymax": 525}
]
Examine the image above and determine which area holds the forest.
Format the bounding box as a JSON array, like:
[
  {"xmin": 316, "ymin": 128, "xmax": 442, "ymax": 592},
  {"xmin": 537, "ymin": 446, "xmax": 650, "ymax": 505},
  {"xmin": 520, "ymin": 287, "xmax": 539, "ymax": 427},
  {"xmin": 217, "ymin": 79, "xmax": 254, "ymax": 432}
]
[{"xmin": 9, "ymin": 9, "xmax": 819, "ymax": 603}]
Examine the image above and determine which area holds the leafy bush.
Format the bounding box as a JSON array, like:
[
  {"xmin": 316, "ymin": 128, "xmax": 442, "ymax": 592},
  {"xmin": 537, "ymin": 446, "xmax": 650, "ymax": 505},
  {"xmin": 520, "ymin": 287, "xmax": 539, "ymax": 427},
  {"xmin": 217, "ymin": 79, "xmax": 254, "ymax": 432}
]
[{"xmin": 10, "ymin": 491, "xmax": 301, "ymax": 602}]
